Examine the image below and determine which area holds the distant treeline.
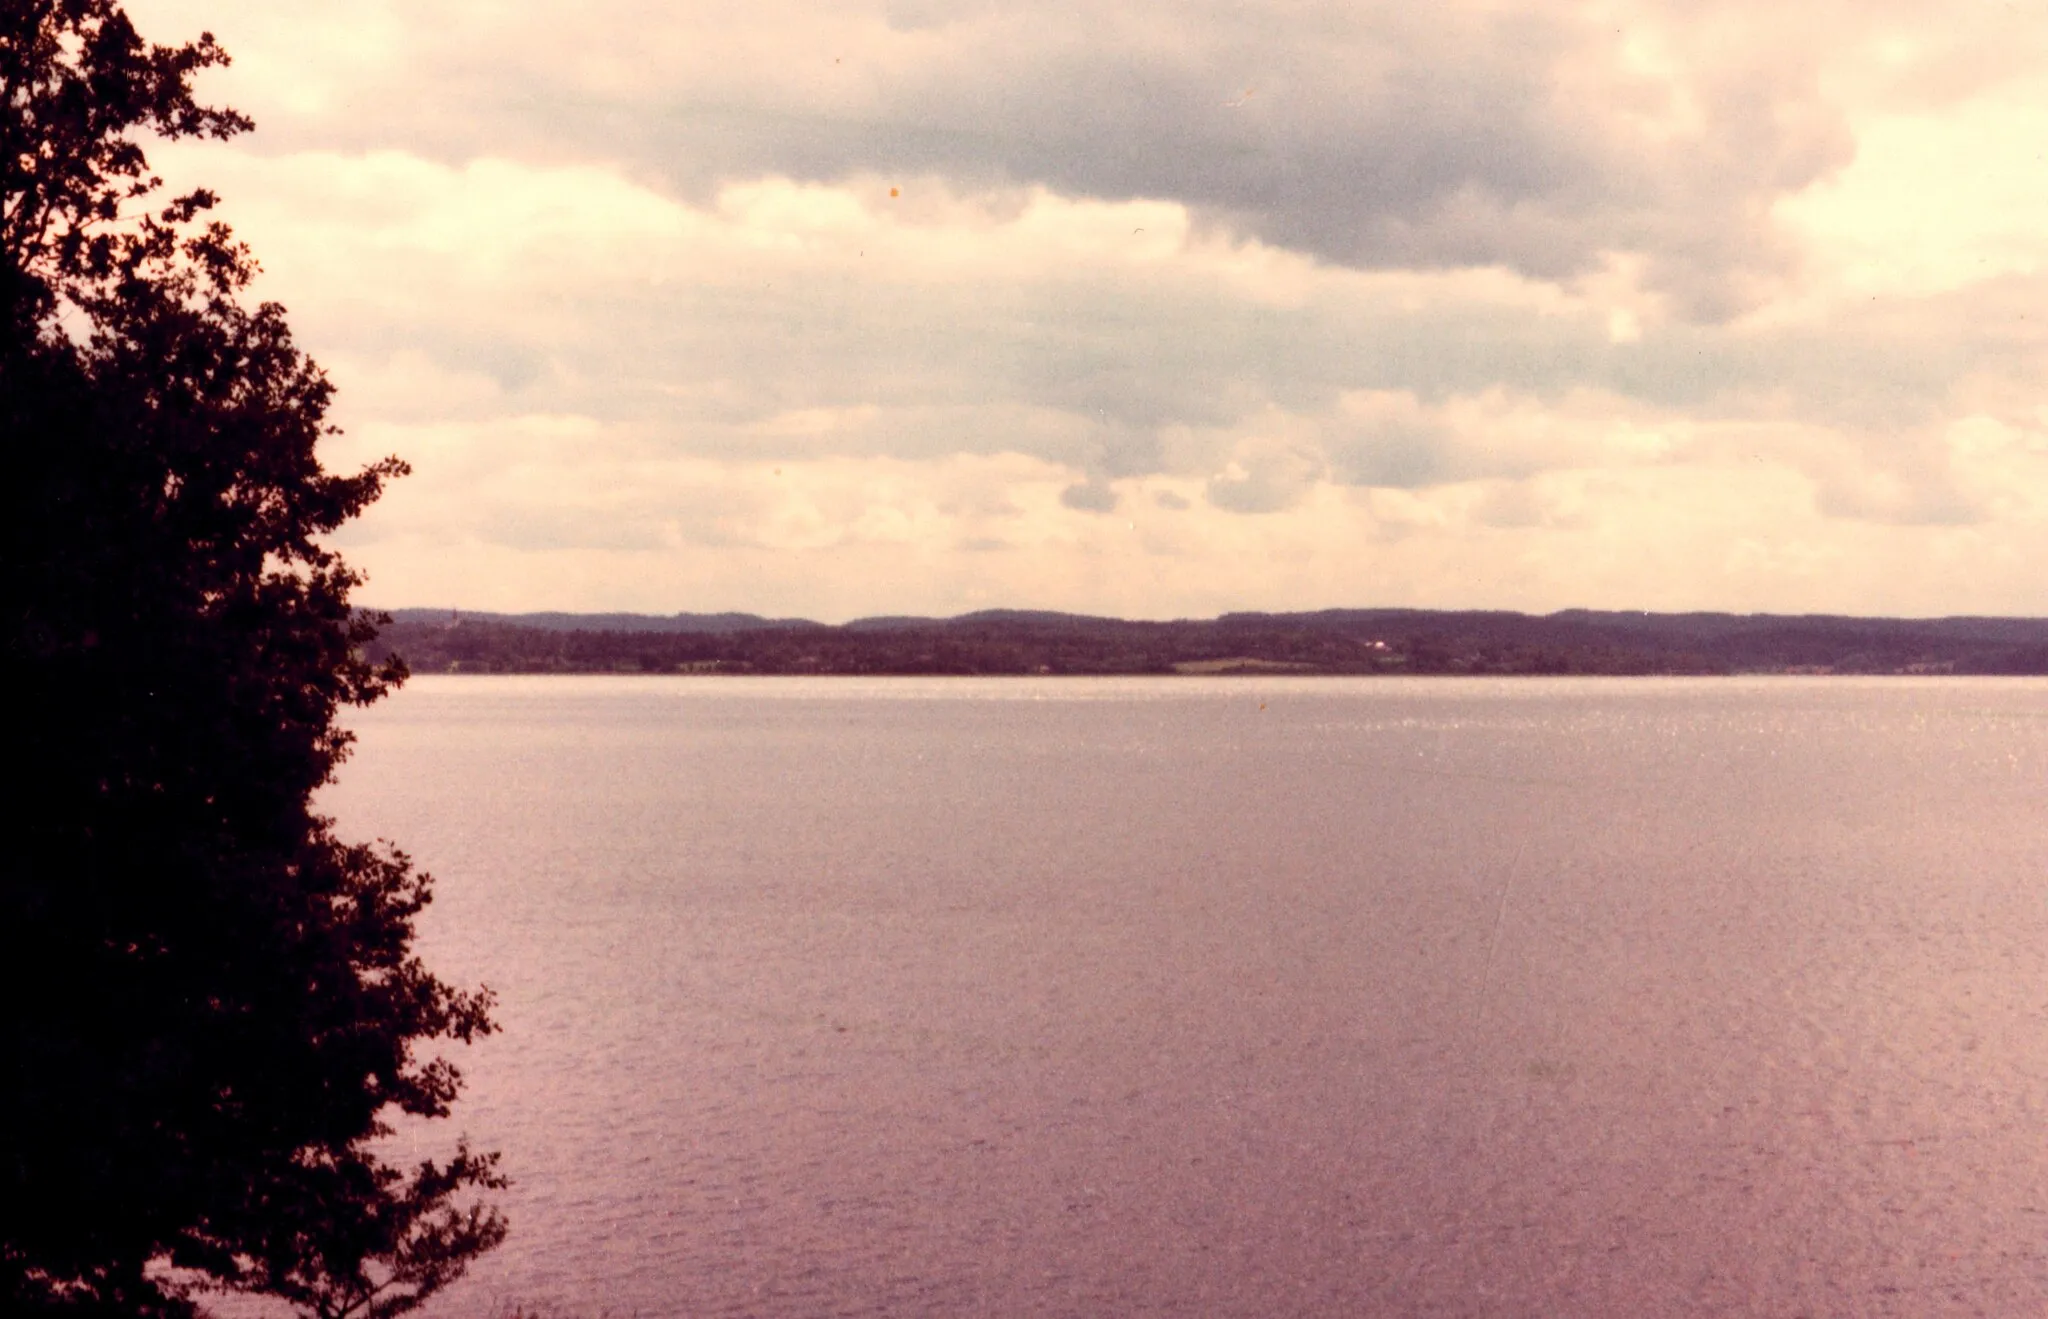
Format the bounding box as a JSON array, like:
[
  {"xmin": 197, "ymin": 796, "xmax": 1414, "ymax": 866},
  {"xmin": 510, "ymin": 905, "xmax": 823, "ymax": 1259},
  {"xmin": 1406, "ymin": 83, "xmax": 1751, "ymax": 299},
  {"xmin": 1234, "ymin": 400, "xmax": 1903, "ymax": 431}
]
[{"xmin": 364, "ymin": 608, "xmax": 2048, "ymax": 676}]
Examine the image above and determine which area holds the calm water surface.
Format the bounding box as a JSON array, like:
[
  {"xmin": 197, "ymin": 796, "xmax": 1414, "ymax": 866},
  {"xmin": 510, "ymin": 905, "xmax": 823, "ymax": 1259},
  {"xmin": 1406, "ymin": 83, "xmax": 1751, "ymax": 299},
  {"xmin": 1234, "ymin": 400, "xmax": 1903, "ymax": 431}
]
[{"xmin": 322, "ymin": 676, "xmax": 2048, "ymax": 1317}]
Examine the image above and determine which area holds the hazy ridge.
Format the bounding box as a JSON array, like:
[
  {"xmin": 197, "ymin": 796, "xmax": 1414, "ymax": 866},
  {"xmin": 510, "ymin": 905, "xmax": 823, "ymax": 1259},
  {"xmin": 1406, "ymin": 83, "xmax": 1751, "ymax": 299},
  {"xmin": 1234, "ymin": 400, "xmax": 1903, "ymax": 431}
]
[{"xmin": 370, "ymin": 608, "xmax": 2048, "ymax": 676}]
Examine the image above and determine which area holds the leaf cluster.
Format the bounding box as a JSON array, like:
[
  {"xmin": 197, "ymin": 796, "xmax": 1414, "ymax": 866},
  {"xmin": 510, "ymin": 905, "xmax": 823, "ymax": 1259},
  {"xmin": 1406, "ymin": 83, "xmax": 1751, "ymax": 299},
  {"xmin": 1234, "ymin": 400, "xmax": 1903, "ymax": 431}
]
[{"xmin": 2, "ymin": 4, "xmax": 505, "ymax": 1315}]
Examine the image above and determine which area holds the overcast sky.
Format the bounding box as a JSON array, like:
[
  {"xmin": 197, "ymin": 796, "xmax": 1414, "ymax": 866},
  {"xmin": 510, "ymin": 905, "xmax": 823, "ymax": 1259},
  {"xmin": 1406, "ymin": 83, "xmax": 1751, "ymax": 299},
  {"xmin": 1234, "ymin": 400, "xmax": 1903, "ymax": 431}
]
[{"xmin": 132, "ymin": 0, "xmax": 2048, "ymax": 620}]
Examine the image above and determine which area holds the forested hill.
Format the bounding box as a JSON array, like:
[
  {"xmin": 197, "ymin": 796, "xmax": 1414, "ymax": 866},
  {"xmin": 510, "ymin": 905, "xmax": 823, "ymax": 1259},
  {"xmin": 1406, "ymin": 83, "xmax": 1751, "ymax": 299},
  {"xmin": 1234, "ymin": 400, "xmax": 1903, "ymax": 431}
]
[{"xmin": 367, "ymin": 608, "xmax": 2048, "ymax": 676}]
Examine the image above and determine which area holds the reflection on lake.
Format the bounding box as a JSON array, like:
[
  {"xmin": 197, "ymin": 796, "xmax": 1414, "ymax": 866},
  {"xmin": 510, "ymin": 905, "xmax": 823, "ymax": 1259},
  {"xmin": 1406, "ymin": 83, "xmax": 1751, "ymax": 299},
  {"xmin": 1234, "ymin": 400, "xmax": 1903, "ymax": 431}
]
[{"xmin": 323, "ymin": 676, "xmax": 2048, "ymax": 1317}]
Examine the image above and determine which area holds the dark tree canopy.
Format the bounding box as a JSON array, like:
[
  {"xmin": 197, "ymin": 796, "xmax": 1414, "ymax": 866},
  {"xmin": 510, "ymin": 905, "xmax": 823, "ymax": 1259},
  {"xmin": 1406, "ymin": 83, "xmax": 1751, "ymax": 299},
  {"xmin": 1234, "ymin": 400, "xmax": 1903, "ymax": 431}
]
[{"xmin": 2, "ymin": 3, "xmax": 504, "ymax": 1315}]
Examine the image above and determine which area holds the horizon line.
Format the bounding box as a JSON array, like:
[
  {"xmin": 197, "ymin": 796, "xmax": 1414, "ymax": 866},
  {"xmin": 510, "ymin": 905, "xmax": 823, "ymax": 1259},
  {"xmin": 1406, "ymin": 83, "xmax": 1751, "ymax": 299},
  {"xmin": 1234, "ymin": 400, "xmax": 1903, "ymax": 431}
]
[{"xmin": 367, "ymin": 604, "xmax": 2048, "ymax": 627}]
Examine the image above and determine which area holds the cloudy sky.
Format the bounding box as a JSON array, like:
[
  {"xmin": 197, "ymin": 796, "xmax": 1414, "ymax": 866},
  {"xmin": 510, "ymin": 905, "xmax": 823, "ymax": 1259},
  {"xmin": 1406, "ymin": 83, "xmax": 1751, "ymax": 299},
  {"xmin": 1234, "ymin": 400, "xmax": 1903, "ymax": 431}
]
[{"xmin": 132, "ymin": 0, "xmax": 2048, "ymax": 620}]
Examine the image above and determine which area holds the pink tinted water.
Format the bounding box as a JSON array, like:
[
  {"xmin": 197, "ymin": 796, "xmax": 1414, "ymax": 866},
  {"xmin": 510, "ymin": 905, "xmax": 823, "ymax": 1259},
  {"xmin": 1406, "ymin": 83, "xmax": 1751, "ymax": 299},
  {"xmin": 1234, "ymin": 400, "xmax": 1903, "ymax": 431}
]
[{"xmin": 323, "ymin": 676, "xmax": 2048, "ymax": 1317}]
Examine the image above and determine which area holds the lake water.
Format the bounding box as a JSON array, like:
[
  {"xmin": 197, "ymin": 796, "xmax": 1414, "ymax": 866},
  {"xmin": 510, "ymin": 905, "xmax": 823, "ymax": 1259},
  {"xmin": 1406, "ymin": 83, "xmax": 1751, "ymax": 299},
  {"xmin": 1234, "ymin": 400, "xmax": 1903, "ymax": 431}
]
[{"xmin": 322, "ymin": 675, "xmax": 2048, "ymax": 1317}]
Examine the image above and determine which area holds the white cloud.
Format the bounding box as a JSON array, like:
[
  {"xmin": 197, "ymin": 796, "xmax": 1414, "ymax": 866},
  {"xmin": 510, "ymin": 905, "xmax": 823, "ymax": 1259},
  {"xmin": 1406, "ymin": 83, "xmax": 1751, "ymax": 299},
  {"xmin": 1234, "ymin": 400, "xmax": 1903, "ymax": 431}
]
[
  {"xmin": 102, "ymin": 0, "xmax": 2048, "ymax": 616},
  {"xmin": 1775, "ymin": 76, "xmax": 2048, "ymax": 303}
]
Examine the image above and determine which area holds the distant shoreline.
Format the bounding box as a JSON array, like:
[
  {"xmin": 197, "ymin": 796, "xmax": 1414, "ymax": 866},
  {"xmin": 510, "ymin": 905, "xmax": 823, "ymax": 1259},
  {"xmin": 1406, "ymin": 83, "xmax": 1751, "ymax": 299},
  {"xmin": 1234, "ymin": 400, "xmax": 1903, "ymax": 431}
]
[
  {"xmin": 364, "ymin": 608, "xmax": 2048, "ymax": 678},
  {"xmin": 393, "ymin": 669, "xmax": 1992, "ymax": 679}
]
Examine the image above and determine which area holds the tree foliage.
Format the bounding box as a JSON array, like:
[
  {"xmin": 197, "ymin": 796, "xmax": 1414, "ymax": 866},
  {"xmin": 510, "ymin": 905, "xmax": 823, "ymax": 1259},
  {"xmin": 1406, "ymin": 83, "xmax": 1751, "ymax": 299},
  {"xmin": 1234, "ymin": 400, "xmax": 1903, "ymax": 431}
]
[{"xmin": 1, "ymin": 3, "xmax": 504, "ymax": 1314}]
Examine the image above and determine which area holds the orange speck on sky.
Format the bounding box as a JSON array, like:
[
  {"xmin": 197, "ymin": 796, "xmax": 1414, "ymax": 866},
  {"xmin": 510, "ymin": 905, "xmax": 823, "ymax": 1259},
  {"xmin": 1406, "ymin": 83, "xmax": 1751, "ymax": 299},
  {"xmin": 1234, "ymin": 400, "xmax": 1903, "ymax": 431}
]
[{"xmin": 889, "ymin": 187, "xmax": 899, "ymax": 197}]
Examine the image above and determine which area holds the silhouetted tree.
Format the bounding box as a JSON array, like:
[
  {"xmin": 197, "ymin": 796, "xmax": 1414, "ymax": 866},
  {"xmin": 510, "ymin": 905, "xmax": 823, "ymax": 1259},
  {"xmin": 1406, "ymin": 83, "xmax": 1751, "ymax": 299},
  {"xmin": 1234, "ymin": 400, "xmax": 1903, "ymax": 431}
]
[{"xmin": 1, "ymin": 3, "xmax": 504, "ymax": 1315}]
